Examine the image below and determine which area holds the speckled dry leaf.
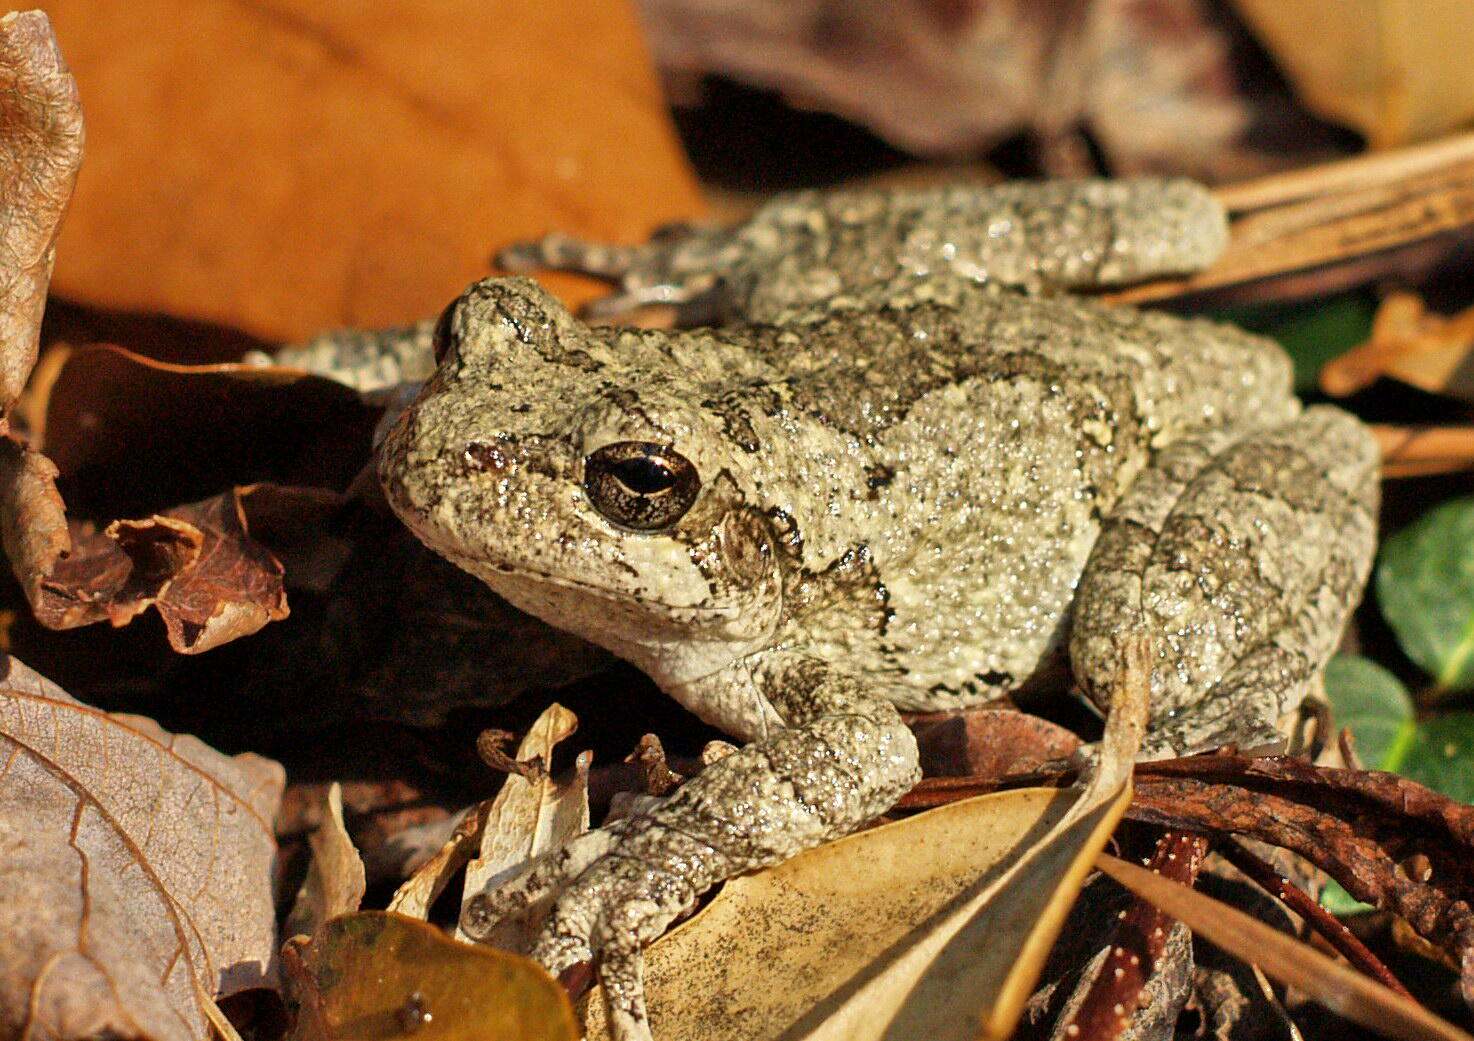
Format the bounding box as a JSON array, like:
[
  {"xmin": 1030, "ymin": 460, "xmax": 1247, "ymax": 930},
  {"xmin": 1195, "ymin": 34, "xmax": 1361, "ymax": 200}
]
[
  {"xmin": 583, "ymin": 643, "xmax": 1148, "ymax": 1041},
  {"xmin": 32, "ymin": 487, "xmax": 289, "ymax": 654},
  {"xmin": 42, "ymin": 0, "xmax": 705, "ymax": 341},
  {"xmin": 0, "ymin": 655, "xmax": 283, "ymax": 1041},
  {"xmin": 1231, "ymin": 0, "xmax": 1474, "ymax": 148},
  {"xmin": 0, "ymin": 10, "xmax": 82, "ymax": 415},
  {"xmin": 642, "ymin": 0, "xmax": 1285, "ymax": 180},
  {"xmin": 282, "ymin": 912, "xmax": 578, "ymax": 1041},
  {"xmin": 286, "ymin": 784, "xmax": 366, "ymax": 942}
]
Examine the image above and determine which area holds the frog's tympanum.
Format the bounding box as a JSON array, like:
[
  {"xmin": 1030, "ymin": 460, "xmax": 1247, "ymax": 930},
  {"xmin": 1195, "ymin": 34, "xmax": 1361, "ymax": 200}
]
[{"xmin": 377, "ymin": 179, "xmax": 1377, "ymax": 1035}]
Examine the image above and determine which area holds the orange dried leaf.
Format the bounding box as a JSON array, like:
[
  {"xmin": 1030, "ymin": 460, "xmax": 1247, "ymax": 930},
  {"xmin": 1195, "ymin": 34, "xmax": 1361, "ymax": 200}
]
[
  {"xmin": 0, "ymin": 655, "xmax": 283, "ymax": 1041},
  {"xmin": 43, "ymin": 1, "xmax": 706, "ymax": 341},
  {"xmin": 283, "ymin": 912, "xmax": 578, "ymax": 1041},
  {"xmin": 0, "ymin": 10, "xmax": 83, "ymax": 415}
]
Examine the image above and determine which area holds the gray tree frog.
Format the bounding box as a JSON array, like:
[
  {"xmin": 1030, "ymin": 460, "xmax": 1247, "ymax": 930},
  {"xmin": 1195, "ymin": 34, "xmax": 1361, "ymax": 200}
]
[{"xmin": 374, "ymin": 178, "xmax": 1378, "ymax": 1038}]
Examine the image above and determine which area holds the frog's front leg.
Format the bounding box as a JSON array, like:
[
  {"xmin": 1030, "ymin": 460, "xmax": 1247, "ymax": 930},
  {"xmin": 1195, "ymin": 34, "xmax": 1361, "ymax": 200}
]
[
  {"xmin": 496, "ymin": 177, "xmax": 1228, "ymax": 323},
  {"xmin": 461, "ymin": 654, "xmax": 919, "ymax": 1040},
  {"xmin": 1071, "ymin": 406, "xmax": 1379, "ymax": 760}
]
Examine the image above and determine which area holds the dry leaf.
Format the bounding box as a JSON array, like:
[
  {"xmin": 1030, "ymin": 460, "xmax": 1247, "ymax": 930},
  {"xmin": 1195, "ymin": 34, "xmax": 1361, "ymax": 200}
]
[
  {"xmin": 43, "ymin": 1, "xmax": 705, "ymax": 340},
  {"xmin": 583, "ymin": 637, "xmax": 1149, "ymax": 1041},
  {"xmin": 456, "ymin": 705, "xmax": 590, "ymax": 946},
  {"xmin": 39, "ymin": 346, "xmax": 380, "ymax": 516},
  {"xmin": 286, "ymin": 783, "xmax": 367, "ymax": 942},
  {"xmin": 1322, "ymin": 291, "xmax": 1474, "ymax": 402},
  {"xmin": 32, "ymin": 487, "xmax": 290, "ymax": 654},
  {"xmin": 643, "ymin": 0, "xmax": 1281, "ymax": 180},
  {"xmin": 0, "ymin": 10, "xmax": 82, "ymax": 415},
  {"xmin": 0, "ymin": 655, "xmax": 283, "ymax": 1041},
  {"xmin": 1098, "ymin": 853, "xmax": 1474, "ymax": 1041},
  {"xmin": 388, "ymin": 703, "xmax": 588, "ymax": 926},
  {"xmin": 0, "ymin": 434, "xmax": 68, "ymax": 605},
  {"xmin": 908, "ymin": 707, "xmax": 1082, "ymax": 779},
  {"xmin": 282, "ymin": 912, "xmax": 578, "ymax": 1041},
  {"xmin": 1231, "ymin": 0, "xmax": 1474, "ymax": 148}
]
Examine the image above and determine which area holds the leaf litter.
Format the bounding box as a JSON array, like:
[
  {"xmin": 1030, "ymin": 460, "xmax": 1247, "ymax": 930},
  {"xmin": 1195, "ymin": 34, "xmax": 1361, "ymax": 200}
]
[{"xmin": 5, "ymin": 5, "xmax": 1474, "ymax": 1041}]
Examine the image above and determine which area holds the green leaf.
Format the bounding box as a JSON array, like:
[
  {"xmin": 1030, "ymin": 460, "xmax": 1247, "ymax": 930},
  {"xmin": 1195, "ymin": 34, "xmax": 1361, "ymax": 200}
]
[
  {"xmin": 1399, "ymin": 712, "xmax": 1474, "ymax": 805},
  {"xmin": 1322, "ymin": 655, "xmax": 1416, "ymax": 769},
  {"xmin": 1377, "ymin": 497, "xmax": 1474, "ymax": 694},
  {"xmin": 1214, "ymin": 294, "xmax": 1376, "ymax": 393},
  {"xmin": 1319, "ymin": 880, "xmax": 1370, "ymax": 916}
]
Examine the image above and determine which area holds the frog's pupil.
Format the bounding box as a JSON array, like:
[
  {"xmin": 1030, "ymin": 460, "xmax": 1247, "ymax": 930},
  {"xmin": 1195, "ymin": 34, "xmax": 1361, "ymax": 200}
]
[{"xmin": 613, "ymin": 457, "xmax": 675, "ymax": 495}]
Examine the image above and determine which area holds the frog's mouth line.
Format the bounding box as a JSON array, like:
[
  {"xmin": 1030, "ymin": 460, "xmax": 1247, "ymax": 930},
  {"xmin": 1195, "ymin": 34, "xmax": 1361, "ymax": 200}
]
[{"xmin": 468, "ymin": 552, "xmax": 740, "ymax": 619}]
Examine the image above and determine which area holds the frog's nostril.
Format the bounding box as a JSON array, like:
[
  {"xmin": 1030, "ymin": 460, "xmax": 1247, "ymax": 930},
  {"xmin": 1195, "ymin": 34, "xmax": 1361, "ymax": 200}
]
[{"xmin": 463, "ymin": 440, "xmax": 511, "ymax": 473}]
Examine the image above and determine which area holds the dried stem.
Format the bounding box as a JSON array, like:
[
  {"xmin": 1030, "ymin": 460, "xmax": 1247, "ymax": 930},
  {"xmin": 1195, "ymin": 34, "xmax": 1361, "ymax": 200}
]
[{"xmin": 1219, "ymin": 839, "xmax": 1413, "ymax": 999}]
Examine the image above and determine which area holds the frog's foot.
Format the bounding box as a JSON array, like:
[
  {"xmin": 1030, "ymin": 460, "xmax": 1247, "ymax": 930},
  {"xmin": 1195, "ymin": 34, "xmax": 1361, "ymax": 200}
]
[
  {"xmin": 464, "ymin": 816, "xmax": 724, "ymax": 1041},
  {"xmin": 495, "ymin": 224, "xmax": 724, "ymax": 319},
  {"xmin": 1071, "ymin": 406, "xmax": 1379, "ymax": 760},
  {"xmin": 462, "ymin": 654, "xmax": 919, "ymax": 1041}
]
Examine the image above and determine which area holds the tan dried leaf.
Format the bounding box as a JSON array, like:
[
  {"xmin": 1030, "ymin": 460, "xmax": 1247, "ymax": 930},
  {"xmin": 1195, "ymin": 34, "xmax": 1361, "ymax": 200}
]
[
  {"xmin": 0, "ymin": 10, "xmax": 83, "ymax": 416},
  {"xmin": 0, "ymin": 655, "xmax": 283, "ymax": 1041},
  {"xmin": 457, "ymin": 705, "xmax": 588, "ymax": 946},
  {"xmin": 0, "ymin": 434, "xmax": 69, "ymax": 604},
  {"xmin": 1231, "ymin": 0, "xmax": 1474, "ymax": 148},
  {"xmin": 286, "ymin": 783, "xmax": 366, "ymax": 942},
  {"xmin": 388, "ymin": 703, "xmax": 588, "ymax": 926}
]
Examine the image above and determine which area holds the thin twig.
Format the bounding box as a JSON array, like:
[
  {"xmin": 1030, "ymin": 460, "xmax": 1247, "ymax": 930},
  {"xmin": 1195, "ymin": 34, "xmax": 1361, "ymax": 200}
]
[
  {"xmin": 1103, "ymin": 135, "xmax": 1474, "ymax": 307},
  {"xmin": 1219, "ymin": 839, "xmax": 1413, "ymax": 1000}
]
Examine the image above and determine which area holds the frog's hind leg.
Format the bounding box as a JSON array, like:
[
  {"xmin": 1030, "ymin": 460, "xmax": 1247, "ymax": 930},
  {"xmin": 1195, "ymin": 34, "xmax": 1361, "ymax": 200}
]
[
  {"xmin": 496, "ymin": 223, "xmax": 725, "ymax": 318},
  {"xmin": 1070, "ymin": 406, "xmax": 1379, "ymax": 760}
]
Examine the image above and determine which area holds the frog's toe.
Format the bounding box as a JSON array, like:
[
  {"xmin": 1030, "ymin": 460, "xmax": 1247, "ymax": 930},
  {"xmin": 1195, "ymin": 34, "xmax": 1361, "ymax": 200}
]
[
  {"xmin": 496, "ymin": 232, "xmax": 643, "ymax": 279},
  {"xmin": 460, "ymin": 826, "xmax": 617, "ymax": 941}
]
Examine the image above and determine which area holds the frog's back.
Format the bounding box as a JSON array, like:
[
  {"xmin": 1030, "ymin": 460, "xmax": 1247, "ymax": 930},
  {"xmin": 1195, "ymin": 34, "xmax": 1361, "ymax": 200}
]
[{"xmin": 729, "ymin": 291, "xmax": 1297, "ymax": 708}]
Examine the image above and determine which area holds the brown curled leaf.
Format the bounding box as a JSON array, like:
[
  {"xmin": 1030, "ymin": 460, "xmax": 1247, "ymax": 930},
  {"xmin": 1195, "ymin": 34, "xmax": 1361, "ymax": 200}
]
[
  {"xmin": 0, "ymin": 655, "xmax": 283, "ymax": 1041},
  {"xmin": 0, "ymin": 10, "xmax": 83, "ymax": 417},
  {"xmin": 33, "ymin": 486, "xmax": 289, "ymax": 654}
]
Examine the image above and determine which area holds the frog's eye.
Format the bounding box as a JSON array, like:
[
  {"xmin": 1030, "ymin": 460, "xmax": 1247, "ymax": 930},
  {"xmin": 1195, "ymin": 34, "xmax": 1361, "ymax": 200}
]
[{"xmin": 584, "ymin": 441, "xmax": 700, "ymax": 531}]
